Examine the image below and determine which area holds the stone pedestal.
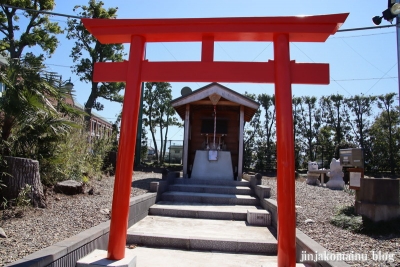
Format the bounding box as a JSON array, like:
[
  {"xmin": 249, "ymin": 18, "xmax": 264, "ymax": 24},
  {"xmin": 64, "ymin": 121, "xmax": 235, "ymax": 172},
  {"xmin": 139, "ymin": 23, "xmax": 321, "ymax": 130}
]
[
  {"xmin": 306, "ymin": 172, "xmax": 320, "ymax": 185},
  {"xmin": 356, "ymin": 178, "xmax": 400, "ymax": 222},
  {"xmin": 191, "ymin": 150, "xmax": 234, "ymax": 180},
  {"xmin": 77, "ymin": 249, "xmax": 136, "ymax": 267}
]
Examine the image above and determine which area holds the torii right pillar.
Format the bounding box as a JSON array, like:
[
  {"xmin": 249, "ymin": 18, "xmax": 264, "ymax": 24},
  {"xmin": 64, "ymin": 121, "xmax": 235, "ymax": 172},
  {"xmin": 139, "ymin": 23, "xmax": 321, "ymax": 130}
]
[{"xmin": 274, "ymin": 33, "xmax": 297, "ymax": 266}]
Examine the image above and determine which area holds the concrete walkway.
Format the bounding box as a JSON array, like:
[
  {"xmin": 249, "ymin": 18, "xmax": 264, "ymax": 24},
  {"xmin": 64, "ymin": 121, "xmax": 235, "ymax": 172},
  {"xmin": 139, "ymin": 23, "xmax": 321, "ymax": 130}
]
[
  {"xmin": 129, "ymin": 247, "xmax": 306, "ymax": 267},
  {"xmin": 125, "ymin": 177, "xmax": 306, "ymax": 266}
]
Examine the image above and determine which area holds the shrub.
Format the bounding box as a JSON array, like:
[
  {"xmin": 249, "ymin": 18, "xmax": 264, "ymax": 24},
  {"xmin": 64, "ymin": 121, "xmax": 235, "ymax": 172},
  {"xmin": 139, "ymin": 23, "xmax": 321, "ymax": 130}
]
[{"xmin": 40, "ymin": 121, "xmax": 113, "ymax": 185}]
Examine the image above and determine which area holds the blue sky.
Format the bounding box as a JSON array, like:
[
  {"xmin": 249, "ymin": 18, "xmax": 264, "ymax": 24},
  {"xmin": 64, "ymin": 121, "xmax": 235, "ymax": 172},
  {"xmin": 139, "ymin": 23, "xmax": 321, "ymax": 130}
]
[{"xmin": 40, "ymin": 0, "xmax": 399, "ymax": 143}]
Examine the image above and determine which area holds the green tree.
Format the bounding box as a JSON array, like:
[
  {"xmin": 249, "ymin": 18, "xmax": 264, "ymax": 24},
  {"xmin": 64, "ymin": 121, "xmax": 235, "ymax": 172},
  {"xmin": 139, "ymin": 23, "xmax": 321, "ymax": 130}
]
[
  {"xmin": 345, "ymin": 94, "xmax": 376, "ymax": 166},
  {"xmin": 140, "ymin": 127, "xmax": 148, "ymax": 163},
  {"xmin": 298, "ymin": 96, "xmax": 321, "ymax": 162},
  {"xmin": 292, "ymin": 96, "xmax": 303, "ymax": 169},
  {"xmin": 0, "ymin": 1, "xmax": 63, "ymax": 151},
  {"xmin": 320, "ymin": 94, "xmax": 350, "ymax": 151},
  {"xmin": 0, "ymin": 56, "xmax": 77, "ymax": 155},
  {"xmin": 66, "ymin": 0, "xmax": 126, "ymax": 119},
  {"xmin": 316, "ymin": 126, "xmax": 335, "ymax": 168},
  {"xmin": 0, "ymin": 58, "xmax": 83, "ymax": 194},
  {"xmin": 0, "ymin": 0, "xmax": 62, "ymax": 59},
  {"xmin": 372, "ymin": 93, "xmax": 399, "ymax": 174},
  {"xmin": 243, "ymin": 92, "xmax": 261, "ymax": 170},
  {"xmin": 143, "ymin": 82, "xmax": 182, "ymax": 164},
  {"xmin": 257, "ymin": 93, "xmax": 276, "ymax": 171}
]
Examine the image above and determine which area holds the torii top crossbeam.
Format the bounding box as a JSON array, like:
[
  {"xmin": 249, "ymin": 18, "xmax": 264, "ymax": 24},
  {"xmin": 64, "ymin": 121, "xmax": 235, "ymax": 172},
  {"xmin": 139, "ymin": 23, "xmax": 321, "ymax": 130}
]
[
  {"xmin": 83, "ymin": 14, "xmax": 347, "ymax": 43},
  {"xmin": 82, "ymin": 13, "xmax": 348, "ymax": 267}
]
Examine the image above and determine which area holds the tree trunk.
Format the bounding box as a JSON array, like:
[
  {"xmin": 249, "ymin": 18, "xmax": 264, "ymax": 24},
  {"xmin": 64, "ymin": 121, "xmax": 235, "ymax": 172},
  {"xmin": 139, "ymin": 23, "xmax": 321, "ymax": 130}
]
[{"xmin": 3, "ymin": 156, "xmax": 46, "ymax": 208}]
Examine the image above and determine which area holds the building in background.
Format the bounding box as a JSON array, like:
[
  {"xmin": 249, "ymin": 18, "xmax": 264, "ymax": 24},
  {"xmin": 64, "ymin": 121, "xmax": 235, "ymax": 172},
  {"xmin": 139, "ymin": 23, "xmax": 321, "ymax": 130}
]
[
  {"xmin": 0, "ymin": 60, "xmax": 113, "ymax": 139},
  {"xmin": 72, "ymin": 100, "xmax": 113, "ymax": 139},
  {"xmin": 167, "ymin": 144, "xmax": 183, "ymax": 164}
]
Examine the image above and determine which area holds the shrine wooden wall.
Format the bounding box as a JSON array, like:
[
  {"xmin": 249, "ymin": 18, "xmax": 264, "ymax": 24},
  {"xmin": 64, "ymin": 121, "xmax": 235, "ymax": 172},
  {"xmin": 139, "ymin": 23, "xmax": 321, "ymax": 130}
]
[{"xmin": 188, "ymin": 105, "xmax": 240, "ymax": 176}]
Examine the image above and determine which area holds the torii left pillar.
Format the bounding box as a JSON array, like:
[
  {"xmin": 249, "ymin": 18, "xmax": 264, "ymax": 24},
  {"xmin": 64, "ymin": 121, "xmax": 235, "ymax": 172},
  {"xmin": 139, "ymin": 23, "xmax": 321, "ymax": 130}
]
[{"xmin": 107, "ymin": 35, "xmax": 145, "ymax": 259}]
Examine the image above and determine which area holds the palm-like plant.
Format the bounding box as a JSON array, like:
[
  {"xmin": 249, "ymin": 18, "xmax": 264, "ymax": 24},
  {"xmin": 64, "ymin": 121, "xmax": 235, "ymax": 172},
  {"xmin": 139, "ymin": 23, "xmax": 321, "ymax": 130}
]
[{"xmin": 0, "ymin": 56, "xmax": 80, "ymax": 159}]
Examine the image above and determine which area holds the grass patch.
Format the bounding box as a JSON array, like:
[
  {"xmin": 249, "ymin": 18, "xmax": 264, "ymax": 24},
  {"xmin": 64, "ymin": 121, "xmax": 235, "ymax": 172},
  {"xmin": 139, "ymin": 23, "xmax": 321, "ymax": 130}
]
[
  {"xmin": 330, "ymin": 206, "xmax": 363, "ymax": 233},
  {"xmin": 330, "ymin": 205, "xmax": 400, "ymax": 235}
]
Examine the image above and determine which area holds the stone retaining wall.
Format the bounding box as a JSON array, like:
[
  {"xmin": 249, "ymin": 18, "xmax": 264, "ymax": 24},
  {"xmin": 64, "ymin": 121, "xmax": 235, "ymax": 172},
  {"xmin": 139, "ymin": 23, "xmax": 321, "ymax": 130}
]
[
  {"xmin": 6, "ymin": 193, "xmax": 157, "ymax": 267},
  {"xmin": 261, "ymin": 198, "xmax": 351, "ymax": 267}
]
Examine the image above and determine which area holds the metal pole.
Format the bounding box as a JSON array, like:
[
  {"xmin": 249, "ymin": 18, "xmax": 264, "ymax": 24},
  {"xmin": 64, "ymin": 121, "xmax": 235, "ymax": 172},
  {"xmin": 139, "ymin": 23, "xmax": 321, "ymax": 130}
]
[
  {"xmin": 134, "ymin": 81, "xmax": 144, "ymax": 167},
  {"xmin": 169, "ymin": 140, "xmax": 171, "ymax": 165},
  {"xmin": 135, "ymin": 47, "xmax": 146, "ymax": 166},
  {"xmin": 397, "ymin": 0, "xmax": 400, "ymax": 106}
]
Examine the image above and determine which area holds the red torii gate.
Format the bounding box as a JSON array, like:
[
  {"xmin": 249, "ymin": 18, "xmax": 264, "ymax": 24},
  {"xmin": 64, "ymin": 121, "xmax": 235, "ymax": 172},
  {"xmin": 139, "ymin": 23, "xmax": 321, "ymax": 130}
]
[{"xmin": 82, "ymin": 13, "xmax": 348, "ymax": 267}]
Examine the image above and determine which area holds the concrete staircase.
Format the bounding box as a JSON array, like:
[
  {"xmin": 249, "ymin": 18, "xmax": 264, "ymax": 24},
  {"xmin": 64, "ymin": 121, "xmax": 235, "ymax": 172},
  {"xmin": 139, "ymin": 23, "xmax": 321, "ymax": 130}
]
[{"xmin": 125, "ymin": 177, "xmax": 284, "ymax": 266}]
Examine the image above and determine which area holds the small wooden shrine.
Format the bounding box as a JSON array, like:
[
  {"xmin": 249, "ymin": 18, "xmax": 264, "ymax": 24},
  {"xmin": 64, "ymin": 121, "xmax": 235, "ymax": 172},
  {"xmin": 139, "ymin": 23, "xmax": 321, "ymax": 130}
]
[{"xmin": 171, "ymin": 83, "xmax": 259, "ymax": 180}]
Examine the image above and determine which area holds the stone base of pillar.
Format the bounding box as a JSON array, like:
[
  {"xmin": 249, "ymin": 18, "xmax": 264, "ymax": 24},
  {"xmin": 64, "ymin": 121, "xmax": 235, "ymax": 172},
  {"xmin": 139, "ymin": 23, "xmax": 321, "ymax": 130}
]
[{"xmin": 77, "ymin": 249, "xmax": 137, "ymax": 267}]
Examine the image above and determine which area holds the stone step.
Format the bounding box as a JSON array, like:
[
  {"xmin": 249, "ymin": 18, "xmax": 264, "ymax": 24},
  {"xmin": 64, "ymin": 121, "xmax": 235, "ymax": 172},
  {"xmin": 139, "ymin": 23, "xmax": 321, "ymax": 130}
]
[
  {"xmin": 168, "ymin": 184, "xmax": 253, "ymax": 195},
  {"xmin": 149, "ymin": 201, "xmax": 266, "ymax": 221},
  {"xmin": 129, "ymin": 247, "xmax": 306, "ymax": 267},
  {"xmin": 161, "ymin": 191, "xmax": 259, "ymax": 206},
  {"xmin": 173, "ymin": 178, "xmax": 250, "ymax": 187},
  {"xmin": 127, "ymin": 216, "xmax": 277, "ymax": 255}
]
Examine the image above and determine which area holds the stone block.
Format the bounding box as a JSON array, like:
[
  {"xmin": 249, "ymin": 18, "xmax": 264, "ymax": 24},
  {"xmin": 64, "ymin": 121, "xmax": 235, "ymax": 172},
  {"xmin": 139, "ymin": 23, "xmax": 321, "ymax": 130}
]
[
  {"xmin": 359, "ymin": 178, "xmax": 400, "ymax": 205},
  {"xmin": 237, "ymin": 239, "xmax": 277, "ymax": 255},
  {"xmin": 249, "ymin": 174, "xmax": 262, "ymax": 189},
  {"xmin": 54, "ymin": 180, "xmax": 84, "ymax": 195},
  {"xmin": 137, "ymin": 233, "xmax": 190, "ymax": 250},
  {"xmin": 247, "ymin": 210, "xmax": 271, "ymax": 226},
  {"xmin": 355, "ymin": 201, "xmax": 400, "ymax": 222},
  {"xmin": 76, "ymin": 249, "xmax": 136, "ymax": 267},
  {"xmin": 149, "ymin": 182, "xmax": 159, "ymax": 192},
  {"xmin": 190, "ymin": 237, "xmax": 237, "ymax": 252},
  {"xmin": 255, "ymin": 185, "xmax": 271, "ymax": 199}
]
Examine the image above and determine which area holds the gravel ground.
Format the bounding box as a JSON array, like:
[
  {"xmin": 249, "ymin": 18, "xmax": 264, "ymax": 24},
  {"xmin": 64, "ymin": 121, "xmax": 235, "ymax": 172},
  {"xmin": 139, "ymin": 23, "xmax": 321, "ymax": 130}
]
[
  {"xmin": 1, "ymin": 172, "xmax": 399, "ymax": 266},
  {"xmin": 263, "ymin": 176, "xmax": 400, "ymax": 267},
  {"xmin": 0, "ymin": 171, "xmax": 162, "ymax": 267}
]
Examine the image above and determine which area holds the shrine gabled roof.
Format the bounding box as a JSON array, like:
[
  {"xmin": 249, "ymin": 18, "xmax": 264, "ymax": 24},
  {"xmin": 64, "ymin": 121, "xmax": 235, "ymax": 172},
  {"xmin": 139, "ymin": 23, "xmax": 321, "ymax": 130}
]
[
  {"xmin": 82, "ymin": 13, "xmax": 349, "ymax": 44},
  {"xmin": 171, "ymin": 83, "xmax": 260, "ymax": 122}
]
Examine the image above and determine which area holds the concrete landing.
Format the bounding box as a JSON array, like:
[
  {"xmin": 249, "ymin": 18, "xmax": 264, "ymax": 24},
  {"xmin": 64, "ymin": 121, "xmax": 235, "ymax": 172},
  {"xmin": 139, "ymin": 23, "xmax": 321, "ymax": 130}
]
[
  {"xmin": 174, "ymin": 177, "xmax": 249, "ymax": 186},
  {"xmin": 161, "ymin": 191, "xmax": 259, "ymax": 205},
  {"xmin": 168, "ymin": 184, "xmax": 253, "ymax": 195},
  {"xmin": 127, "ymin": 215, "xmax": 277, "ymax": 254},
  {"xmin": 128, "ymin": 247, "xmax": 306, "ymax": 267},
  {"xmin": 149, "ymin": 201, "xmax": 265, "ymax": 220}
]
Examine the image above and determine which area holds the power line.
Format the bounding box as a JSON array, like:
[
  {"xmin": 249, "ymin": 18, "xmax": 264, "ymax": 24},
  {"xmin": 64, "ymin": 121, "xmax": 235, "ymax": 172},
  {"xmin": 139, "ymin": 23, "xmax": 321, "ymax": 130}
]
[
  {"xmin": 332, "ymin": 31, "xmax": 394, "ymax": 39},
  {"xmin": 337, "ymin": 24, "xmax": 396, "ymax": 32},
  {"xmin": 340, "ymin": 38, "xmax": 393, "ymax": 76},
  {"xmin": 292, "ymin": 43, "xmax": 353, "ymax": 96},
  {"xmin": 365, "ymin": 63, "xmax": 398, "ymax": 94},
  {"xmin": 1, "ymin": 4, "xmax": 81, "ymax": 19},
  {"xmin": 46, "ymin": 63, "xmax": 72, "ymax": 68},
  {"xmin": 333, "ymin": 77, "xmax": 397, "ymax": 81}
]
